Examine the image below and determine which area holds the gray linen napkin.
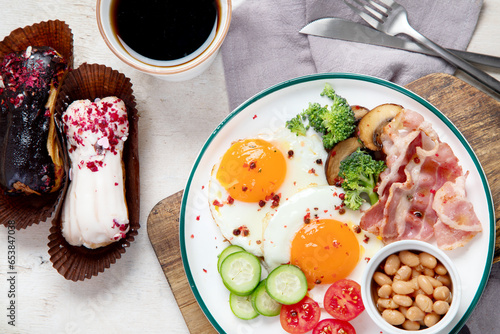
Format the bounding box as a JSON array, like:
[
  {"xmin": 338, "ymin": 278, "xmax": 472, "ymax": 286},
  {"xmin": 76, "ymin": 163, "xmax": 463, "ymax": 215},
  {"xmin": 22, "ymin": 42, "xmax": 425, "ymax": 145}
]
[{"xmin": 221, "ymin": 0, "xmax": 483, "ymax": 110}]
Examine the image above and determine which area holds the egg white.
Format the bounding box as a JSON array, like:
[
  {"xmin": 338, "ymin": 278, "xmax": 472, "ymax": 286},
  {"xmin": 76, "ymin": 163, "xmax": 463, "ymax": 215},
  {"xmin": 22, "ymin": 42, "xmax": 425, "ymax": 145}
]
[
  {"xmin": 263, "ymin": 185, "xmax": 384, "ymax": 307},
  {"xmin": 207, "ymin": 127, "xmax": 328, "ymax": 257}
]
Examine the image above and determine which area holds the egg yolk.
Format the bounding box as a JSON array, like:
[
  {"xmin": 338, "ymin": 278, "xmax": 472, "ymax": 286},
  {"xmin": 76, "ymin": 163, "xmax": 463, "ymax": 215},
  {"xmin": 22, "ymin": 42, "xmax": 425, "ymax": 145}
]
[
  {"xmin": 216, "ymin": 139, "xmax": 286, "ymax": 203},
  {"xmin": 290, "ymin": 219, "xmax": 360, "ymax": 287}
]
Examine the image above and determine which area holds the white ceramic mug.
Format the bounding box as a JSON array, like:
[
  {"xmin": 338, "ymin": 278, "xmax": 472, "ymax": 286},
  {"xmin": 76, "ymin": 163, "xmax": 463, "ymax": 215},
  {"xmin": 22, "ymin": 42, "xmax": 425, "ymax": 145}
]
[{"xmin": 96, "ymin": 0, "xmax": 232, "ymax": 81}]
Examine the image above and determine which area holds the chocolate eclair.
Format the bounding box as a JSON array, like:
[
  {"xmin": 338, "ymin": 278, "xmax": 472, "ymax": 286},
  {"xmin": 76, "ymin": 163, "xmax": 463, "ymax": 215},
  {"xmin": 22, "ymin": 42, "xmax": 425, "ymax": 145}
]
[{"xmin": 0, "ymin": 46, "xmax": 67, "ymax": 195}]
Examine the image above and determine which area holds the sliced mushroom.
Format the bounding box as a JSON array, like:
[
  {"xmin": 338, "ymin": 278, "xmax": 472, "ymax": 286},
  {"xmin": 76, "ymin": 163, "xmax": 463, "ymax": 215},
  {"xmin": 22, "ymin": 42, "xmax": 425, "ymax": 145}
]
[
  {"xmin": 325, "ymin": 137, "xmax": 363, "ymax": 185},
  {"xmin": 358, "ymin": 103, "xmax": 404, "ymax": 151},
  {"xmin": 351, "ymin": 105, "xmax": 369, "ymax": 122}
]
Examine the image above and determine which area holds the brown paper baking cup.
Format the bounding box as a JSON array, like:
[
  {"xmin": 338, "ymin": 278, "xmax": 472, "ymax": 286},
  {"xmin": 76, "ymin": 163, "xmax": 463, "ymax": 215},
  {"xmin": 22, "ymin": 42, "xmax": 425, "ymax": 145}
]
[
  {"xmin": 0, "ymin": 20, "xmax": 74, "ymax": 67},
  {"xmin": 0, "ymin": 20, "xmax": 74, "ymax": 230},
  {"xmin": 48, "ymin": 63, "xmax": 140, "ymax": 281}
]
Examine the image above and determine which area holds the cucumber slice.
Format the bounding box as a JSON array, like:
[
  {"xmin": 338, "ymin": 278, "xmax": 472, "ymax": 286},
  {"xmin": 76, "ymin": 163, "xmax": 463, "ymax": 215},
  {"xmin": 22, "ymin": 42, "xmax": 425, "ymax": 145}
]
[
  {"xmin": 220, "ymin": 251, "xmax": 261, "ymax": 296},
  {"xmin": 265, "ymin": 265, "xmax": 307, "ymax": 305},
  {"xmin": 217, "ymin": 245, "xmax": 245, "ymax": 273},
  {"xmin": 251, "ymin": 279, "xmax": 281, "ymax": 316},
  {"xmin": 229, "ymin": 293, "xmax": 259, "ymax": 320}
]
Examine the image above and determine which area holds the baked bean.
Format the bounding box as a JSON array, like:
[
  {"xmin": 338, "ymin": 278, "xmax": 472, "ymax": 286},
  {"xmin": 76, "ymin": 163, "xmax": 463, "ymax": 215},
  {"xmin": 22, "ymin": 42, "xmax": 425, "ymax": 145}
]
[
  {"xmin": 419, "ymin": 252, "xmax": 437, "ymax": 269},
  {"xmin": 402, "ymin": 319, "xmax": 421, "ymax": 331},
  {"xmin": 423, "ymin": 268, "xmax": 435, "ymax": 277},
  {"xmin": 384, "ymin": 254, "xmax": 401, "ymax": 276},
  {"xmin": 417, "ymin": 275, "xmax": 434, "ymax": 295},
  {"xmin": 378, "ymin": 284, "xmax": 392, "ymax": 299},
  {"xmin": 382, "ymin": 309, "xmax": 405, "ymax": 326},
  {"xmin": 433, "ymin": 286, "xmax": 451, "ymax": 301},
  {"xmin": 436, "ymin": 274, "xmax": 452, "ymax": 287},
  {"xmin": 378, "ymin": 298, "xmax": 399, "ymax": 309},
  {"xmin": 415, "ymin": 294, "xmax": 433, "ymax": 313},
  {"xmin": 399, "ymin": 250, "xmax": 420, "ymax": 267},
  {"xmin": 424, "ymin": 312, "xmax": 441, "ymax": 328},
  {"xmin": 395, "ymin": 265, "xmax": 412, "ymax": 281},
  {"xmin": 399, "ymin": 306, "xmax": 409, "ymax": 318},
  {"xmin": 427, "ymin": 276, "xmax": 444, "ymax": 288},
  {"xmin": 411, "ymin": 269, "xmax": 421, "ymax": 279},
  {"xmin": 409, "ymin": 277, "xmax": 419, "ymax": 290},
  {"xmin": 433, "ymin": 300, "xmax": 450, "ymax": 315},
  {"xmin": 392, "ymin": 281, "xmax": 415, "ymax": 295},
  {"xmin": 435, "ymin": 263, "xmax": 448, "ymax": 276},
  {"xmin": 374, "ymin": 272, "xmax": 393, "ymax": 286},
  {"xmin": 393, "ymin": 294, "xmax": 413, "ymax": 307},
  {"xmin": 414, "ymin": 264, "xmax": 425, "ymax": 273},
  {"xmin": 406, "ymin": 306, "xmax": 425, "ymax": 322}
]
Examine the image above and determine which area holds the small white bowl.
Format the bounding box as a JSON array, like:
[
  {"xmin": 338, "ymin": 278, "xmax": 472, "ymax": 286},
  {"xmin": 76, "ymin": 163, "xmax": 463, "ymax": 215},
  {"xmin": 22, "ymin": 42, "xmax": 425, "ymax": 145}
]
[
  {"xmin": 362, "ymin": 240, "xmax": 461, "ymax": 334},
  {"xmin": 96, "ymin": 0, "xmax": 231, "ymax": 81}
]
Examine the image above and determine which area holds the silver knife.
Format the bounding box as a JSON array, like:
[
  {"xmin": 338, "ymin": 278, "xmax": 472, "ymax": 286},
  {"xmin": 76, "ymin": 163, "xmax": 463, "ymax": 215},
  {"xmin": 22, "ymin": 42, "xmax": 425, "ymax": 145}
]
[{"xmin": 300, "ymin": 18, "xmax": 500, "ymax": 69}]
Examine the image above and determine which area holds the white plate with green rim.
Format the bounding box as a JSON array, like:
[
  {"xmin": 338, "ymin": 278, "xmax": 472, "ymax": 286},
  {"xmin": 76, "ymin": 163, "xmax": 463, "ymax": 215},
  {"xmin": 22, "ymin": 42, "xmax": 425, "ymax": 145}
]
[{"xmin": 179, "ymin": 73, "xmax": 495, "ymax": 334}]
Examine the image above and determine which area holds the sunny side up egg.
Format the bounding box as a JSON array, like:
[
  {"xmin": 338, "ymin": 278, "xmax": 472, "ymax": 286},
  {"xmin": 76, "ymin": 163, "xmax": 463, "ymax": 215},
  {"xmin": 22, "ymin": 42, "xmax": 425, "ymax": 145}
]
[
  {"xmin": 263, "ymin": 185, "xmax": 384, "ymax": 307},
  {"xmin": 207, "ymin": 126, "xmax": 328, "ymax": 257}
]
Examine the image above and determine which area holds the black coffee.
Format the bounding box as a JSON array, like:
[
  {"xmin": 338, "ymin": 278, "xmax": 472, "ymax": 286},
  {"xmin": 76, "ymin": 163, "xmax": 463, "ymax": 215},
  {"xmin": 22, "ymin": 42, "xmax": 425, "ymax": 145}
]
[{"xmin": 111, "ymin": 0, "xmax": 217, "ymax": 61}]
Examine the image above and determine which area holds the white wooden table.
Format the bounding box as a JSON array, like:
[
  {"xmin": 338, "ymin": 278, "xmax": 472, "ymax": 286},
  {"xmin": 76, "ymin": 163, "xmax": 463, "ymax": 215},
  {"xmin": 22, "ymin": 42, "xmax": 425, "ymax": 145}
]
[{"xmin": 0, "ymin": 1, "xmax": 498, "ymax": 333}]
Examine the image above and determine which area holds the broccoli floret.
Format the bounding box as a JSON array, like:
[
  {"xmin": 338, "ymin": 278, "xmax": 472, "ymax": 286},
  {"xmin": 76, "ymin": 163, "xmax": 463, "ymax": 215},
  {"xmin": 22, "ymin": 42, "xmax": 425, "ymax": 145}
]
[
  {"xmin": 303, "ymin": 102, "xmax": 329, "ymax": 134},
  {"xmin": 286, "ymin": 83, "xmax": 356, "ymax": 150},
  {"xmin": 286, "ymin": 113, "xmax": 309, "ymax": 136},
  {"xmin": 339, "ymin": 148, "xmax": 386, "ymax": 211}
]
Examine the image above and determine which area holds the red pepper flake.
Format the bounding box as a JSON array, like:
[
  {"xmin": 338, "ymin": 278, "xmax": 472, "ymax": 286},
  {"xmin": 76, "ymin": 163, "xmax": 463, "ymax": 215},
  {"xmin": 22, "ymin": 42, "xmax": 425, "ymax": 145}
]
[
  {"xmin": 256, "ymin": 240, "xmax": 261, "ymax": 245},
  {"xmin": 332, "ymin": 240, "xmax": 340, "ymax": 248},
  {"xmin": 304, "ymin": 212, "xmax": 311, "ymax": 224},
  {"xmin": 339, "ymin": 193, "xmax": 345, "ymax": 200},
  {"xmin": 213, "ymin": 200, "xmax": 223, "ymax": 207},
  {"xmin": 339, "ymin": 207, "xmax": 346, "ymax": 215},
  {"xmin": 242, "ymin": 186, "xmax": 248, "ymax": 192},
  {"xmin": 330, "ymin": 150, "xmax": 337, "ymax": 157},
  {"xmin": 271, "ymin": 193, "xmax": 281, "ymax": 208},
  {"xmin": 414, "ymin": 157, "xmax": 421, "ymax": 164},
  {"xmin": 363, "ymin": 235, "xmax": 370, "ymax": 243},
  {"xmin": 315, "ymin": 159, "xmax": 322, "ymax": 165},
  {"xmin": 227, "ymin": 196, "xmax": 234, "ymax": 205},
  {"xmin": 249, "ymin": 161, "xmax": 257, "ymax": 169},
  {"xmin": 288, "ymin": 150, "xmax": 294, "ymax": 158},
  {"xmin": 259, "ymin": 200, "xmax": 266, "ymax": 208},
  {"xmin": 252, "ymin": 114, "xmax": 257, "ymax": 119},
  {"xmin": 191, "ymin": 234, "xmax": 194, "ymax": 239},
  {"xmin": 201, "ymin": 185, "xmax": 205, "ymax": 190},
  {"xmin": 308, "ymin": 168, "xmax": 316, "ymax": 174},
  {"xmin": 233, "ymin": 225, "xmax": 250, "ymax": 237},
  {"xmin": 430, "ymin": 189, "xmax": 436, "ymax": 195},
  {"xmin": 196, "ymin": 216, "xmax": 200, "ymax": 221},
  {"xmin": 203, "ymin": 269, "xmax": 207, "ymax": 273},
  {"xmin": 353, "ymin": 225, "xmax": 361, "ymax": 234},
  {"xmin": 115, "ymin": 182, "xmax": 119, "ymax": 186}
]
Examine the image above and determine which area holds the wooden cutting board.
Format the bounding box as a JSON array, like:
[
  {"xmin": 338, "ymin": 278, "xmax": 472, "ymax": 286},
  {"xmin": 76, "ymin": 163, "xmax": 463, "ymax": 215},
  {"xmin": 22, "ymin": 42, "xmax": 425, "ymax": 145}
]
[{"xmin": 147, "ymin": 73, "xmax": 500, "ymax": 334}]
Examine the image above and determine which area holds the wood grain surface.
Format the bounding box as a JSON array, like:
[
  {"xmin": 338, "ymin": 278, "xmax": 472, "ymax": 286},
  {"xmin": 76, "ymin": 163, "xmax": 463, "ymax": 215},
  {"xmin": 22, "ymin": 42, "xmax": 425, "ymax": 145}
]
[{"xmin": 147, "ymin": 73, "xmax": 499, "ymax": 333}]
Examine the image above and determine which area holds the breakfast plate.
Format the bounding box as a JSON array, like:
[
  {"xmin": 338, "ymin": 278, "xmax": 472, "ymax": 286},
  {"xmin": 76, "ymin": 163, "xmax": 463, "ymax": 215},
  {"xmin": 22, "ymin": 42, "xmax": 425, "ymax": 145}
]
[{"xmin": 179, "ymin": 73, "xmax": 495, "ymax": 333}]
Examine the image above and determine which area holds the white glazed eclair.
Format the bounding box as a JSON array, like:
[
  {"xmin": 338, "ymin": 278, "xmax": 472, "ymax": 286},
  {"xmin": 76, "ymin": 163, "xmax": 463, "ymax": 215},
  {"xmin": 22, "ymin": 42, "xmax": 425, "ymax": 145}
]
[{"xmin": 61, "ymin": 96, "xmax": 129, "ymax": 249}]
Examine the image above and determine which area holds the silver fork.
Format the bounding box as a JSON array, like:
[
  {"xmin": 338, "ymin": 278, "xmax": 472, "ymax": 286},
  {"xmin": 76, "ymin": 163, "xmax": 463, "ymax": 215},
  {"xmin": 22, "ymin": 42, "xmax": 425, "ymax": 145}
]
[{"xmin": 343, "ymin": 0, "xmax": 500, "ymax": 95}]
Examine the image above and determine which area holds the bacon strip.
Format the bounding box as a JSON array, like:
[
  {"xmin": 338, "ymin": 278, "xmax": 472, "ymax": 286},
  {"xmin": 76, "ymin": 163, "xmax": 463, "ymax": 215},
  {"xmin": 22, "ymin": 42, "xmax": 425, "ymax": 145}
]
[{"xmin": 360, "ymin": 109, "xmax": 480, "ymax": 250}]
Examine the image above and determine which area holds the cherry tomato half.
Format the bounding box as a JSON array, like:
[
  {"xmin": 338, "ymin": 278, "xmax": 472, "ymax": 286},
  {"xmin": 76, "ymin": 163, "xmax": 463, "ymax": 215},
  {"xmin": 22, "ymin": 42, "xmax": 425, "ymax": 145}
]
[
  {"xmin": 280, "ymin": 296, "xmax": 321, "ymax": 333},
  {"xmin": 324, "ymin": 279, "xmax": 365, "ymax": 321},
  {"xmin": 312, "ymin": 318, "xmax": 356, "ymax": 334}
]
